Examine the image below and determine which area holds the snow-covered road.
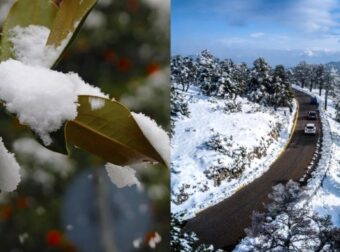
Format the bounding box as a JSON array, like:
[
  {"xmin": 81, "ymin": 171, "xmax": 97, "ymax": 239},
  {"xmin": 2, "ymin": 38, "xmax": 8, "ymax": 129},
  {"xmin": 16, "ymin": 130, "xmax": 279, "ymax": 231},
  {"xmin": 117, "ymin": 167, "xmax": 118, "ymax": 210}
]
[{"xmin": 185, "ymin": 90, "xmax": 322, "ymax": 249}]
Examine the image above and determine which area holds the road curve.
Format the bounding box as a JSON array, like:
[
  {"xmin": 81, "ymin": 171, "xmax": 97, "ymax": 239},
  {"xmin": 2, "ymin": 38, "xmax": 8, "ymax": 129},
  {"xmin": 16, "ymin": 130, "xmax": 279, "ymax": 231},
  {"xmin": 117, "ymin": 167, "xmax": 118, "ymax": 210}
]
[{"xmin": 185, "ymin": 90, "xmax": 321, "ymax": 250}]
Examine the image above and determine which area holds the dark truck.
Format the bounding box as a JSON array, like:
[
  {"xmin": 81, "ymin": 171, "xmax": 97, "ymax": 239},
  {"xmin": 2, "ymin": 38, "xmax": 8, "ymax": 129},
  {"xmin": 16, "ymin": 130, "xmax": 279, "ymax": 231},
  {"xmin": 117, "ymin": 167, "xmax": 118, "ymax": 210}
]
[
  {"xmin": 307, "ymin": 111, "xmax": 317, "ymax": 120},
  {"xmin": 310, "ymin": 96, "xmax": 319, "ymax": 106}
]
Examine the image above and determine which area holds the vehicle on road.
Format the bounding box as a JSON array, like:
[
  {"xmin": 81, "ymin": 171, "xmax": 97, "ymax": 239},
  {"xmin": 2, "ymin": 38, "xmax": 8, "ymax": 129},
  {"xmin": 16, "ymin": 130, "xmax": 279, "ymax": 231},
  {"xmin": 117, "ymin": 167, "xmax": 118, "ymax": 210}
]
[
  {"xmin": 307, "ymin": 111, "xmax": 317, "ymax": 120},
  {"xmin": 304, "ymin": 123, "xmax": 317, "ymax": 135},
  {"xmin": 310, "ymin": 96, "xmax": 319, "ymax": 105}
]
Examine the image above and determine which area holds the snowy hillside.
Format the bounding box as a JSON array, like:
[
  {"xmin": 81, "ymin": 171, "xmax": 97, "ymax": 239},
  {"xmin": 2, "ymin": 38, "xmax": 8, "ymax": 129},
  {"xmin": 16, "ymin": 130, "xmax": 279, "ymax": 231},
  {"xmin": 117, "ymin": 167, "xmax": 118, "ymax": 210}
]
[{"xmin": 171, "ymin": 86, "xmax": 297, "ymax": 218}]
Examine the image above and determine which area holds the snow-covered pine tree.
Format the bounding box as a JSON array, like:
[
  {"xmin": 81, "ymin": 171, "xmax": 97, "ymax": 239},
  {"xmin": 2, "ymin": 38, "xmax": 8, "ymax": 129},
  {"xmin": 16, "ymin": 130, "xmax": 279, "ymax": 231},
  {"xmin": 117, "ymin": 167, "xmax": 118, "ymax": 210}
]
[
  {"xmin": 171, "ymin": 214, "xmax": 223, "ymax": 252},
  {"xmin": 171, "ymin": 55, "xmax": 197, "ymax": 92},
  {"xmin": 197, "ymin": 50, "xmax": 220, "ymax": 96},
  {"xmin": 247, "ymin": 57, "xmax": 272, "ymax": 105},
  {"xmin": 216, "ymin": 59, "xmax": 238, "ymax": 99},
  {"xmin": 171, "ymin": 55, "xmax": 184, "ymax": 89},
  {"xmin": 182, "ymin": 56, "xmax": 197, "ymax": 91},
  {"xmin": 316, "ymin": 64, "xmax": 326, "ymax": 95},
  {"xmin": 286, "ymin": 68, "xmax": 295, "ymax": 85},
  {"xmin": 324, "ymin": 67, "xmax": 337, "ymax": 110},
  {"xmin": 293, "ymin": 61, "xmax": 311, "ymax": 88},
  {"xmin": 271, "ymin": 65, "xmax": 293, "ymax": 108},
  {"xmin": 170, "ymin": 86, "xmax": 190, "ymax": 118},
  {"xmin": 240, "ymin": 181, "xmax": 340, "ymax": 251},
  {"xmin": 336, "ymin": 101, "xmax": 340, "ymax": 122},
  {"xmin": 232, "ymin": 62, "xmax": 249, "ymax": 98}
]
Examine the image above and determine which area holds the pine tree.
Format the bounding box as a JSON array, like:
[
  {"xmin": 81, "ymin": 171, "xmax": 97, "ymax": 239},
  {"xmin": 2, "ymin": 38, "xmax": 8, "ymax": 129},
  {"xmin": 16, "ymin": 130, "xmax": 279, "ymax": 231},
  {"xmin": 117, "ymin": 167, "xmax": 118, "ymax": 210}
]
[
  {"xmin": 197, "ymin": 50, "xmax": 220, "ymax": 96},
  {"xmin": 171, "ymin": 55, "xmax": 197, "ymax": 92},
  {"xmin": 216, "ymin": 59, "xmax": 238, "ymax": 99},
  {"xmin": 247, "ymin": 57, "xmax": 272, "ymax": 105},
  {"xmin": 316, "ymin": 64, "xmax": 326, "ymax": 95},
  {"xmin": 171, "ymin": 86, "xmax": 190, "ymax": 118},
  {"xmin": 271, "ymin": 65, "xmax": 294, "ymax": 108},
  {"xmin": 336, "ymin": 101, "xmax": 340, "ymax": 122},
  {"xmin": 293, "ymin": 61, "xmax": 311, "ymax": 88},
  {"xmin": 182, "ymin": 56, "xmax": 197, "ymax": 91},
  {"xmin": 233, "ymin": 62, "xmax": 249, "ymax": 98},
  {"xmin": 241, "ymin": 181, "xmax": 340, "ymax": 251},
  {"xmin": 171, "ymin": 214, "xmax": 223, "ymax": 252},
  {"xmin": 171, "ymin": 55, "xmax": 185, "ymax": 89}
]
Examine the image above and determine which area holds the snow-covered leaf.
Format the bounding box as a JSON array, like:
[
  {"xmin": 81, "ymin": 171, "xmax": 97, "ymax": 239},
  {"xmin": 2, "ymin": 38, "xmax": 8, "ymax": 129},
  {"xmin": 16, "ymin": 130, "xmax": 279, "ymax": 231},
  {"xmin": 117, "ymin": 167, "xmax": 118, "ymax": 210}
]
[
  {"xmin": 0, "ymin": 0, "xmax": 58, "ymax": 62},
  {"xmin": 65, "ymin": 96, "xmax": 166, "ymax": 166},
  {"xmin": 1, "ymin": 0, "xmax": 97, "ymax": 68}
]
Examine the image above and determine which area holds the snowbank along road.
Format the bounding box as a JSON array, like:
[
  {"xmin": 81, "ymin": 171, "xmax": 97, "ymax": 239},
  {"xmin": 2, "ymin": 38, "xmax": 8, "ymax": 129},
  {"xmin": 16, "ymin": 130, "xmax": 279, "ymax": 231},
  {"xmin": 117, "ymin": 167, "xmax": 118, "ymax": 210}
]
[{"xmin": 185, "ymin": 90, "xmax": 322, "ymax": 250}]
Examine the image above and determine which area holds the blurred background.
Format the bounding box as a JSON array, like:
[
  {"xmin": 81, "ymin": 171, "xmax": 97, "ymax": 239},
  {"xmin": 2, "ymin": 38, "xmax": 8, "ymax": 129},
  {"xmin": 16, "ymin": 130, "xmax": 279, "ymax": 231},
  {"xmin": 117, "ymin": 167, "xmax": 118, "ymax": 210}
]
[{"xmin": 0, "ymin": 0, "xmax": 170, "ymax": 251}]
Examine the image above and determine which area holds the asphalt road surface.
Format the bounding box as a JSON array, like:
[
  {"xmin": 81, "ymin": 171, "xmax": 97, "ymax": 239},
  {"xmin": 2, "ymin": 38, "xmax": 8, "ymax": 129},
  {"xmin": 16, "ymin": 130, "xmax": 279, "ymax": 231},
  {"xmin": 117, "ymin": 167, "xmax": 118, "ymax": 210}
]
[{"xmin": 185, "ymin": 90, "xmax": 321, "ymax": 251}]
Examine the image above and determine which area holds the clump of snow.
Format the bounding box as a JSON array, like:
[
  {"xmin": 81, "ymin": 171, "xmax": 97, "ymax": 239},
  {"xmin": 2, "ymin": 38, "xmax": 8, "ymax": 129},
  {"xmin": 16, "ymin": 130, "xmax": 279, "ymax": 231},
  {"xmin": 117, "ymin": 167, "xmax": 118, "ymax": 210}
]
[
  {"xmin": 0, "ymin": 137, "xmax": 21, "ymax": 192},
  {"xmin": 8, "ymin": 25, "xmax": 72, "ymax": 68},
  {"xmin": 105, "ymin": 163, "xmax": 140, "ymax": 188},
  {"xmin": 171, "ymin": 86, "xmax": 297, "ymax": 218},
  {"xmin": 89, "ymin": 97, "xmax": 105, "ymax": 111},
  {"xmin": 0, "ymin": 60, "xmax": 107, "ymax": 145},
  {"xmin": 132, "ymin": 112, "xmax": 170, "ymax": 167}
]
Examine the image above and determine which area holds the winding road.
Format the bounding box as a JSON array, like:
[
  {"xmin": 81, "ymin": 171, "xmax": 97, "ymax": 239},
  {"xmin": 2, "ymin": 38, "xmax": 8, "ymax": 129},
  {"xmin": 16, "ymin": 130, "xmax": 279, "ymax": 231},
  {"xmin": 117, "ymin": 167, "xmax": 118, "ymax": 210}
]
[{"xmin": 185, "ymin": 90, "xmax": 321, "ymax": 250}]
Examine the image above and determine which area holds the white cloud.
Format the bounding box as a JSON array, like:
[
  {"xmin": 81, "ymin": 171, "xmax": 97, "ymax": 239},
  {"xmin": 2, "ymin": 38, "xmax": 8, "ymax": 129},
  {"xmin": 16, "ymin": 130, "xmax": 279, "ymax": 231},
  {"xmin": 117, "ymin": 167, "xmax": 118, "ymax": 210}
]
[
  {"xmin": 290, "ymin": 0, "xmax": 339, "ymax": 33},
  {"xmin": 250, "ymin": 32, "xmax": 265, "ymax": 38},
  {"xmin": 302, "ymin": 49, "xmax": 315, "ymax": 57}
]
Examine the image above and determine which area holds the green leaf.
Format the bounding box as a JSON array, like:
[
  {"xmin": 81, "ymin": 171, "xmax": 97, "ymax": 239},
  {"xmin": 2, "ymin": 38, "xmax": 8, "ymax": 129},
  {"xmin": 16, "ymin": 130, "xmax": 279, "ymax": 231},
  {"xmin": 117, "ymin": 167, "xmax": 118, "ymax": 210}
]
[
  {"xmin": 65, "ymin": 96, "xmax": 165, "ymax": 166},
  {"xmin": 47, "ymin": 0, "xmax": 97, "ymax": 47},
  {"xmin": 0, "ymin": 0, "xmax": 58, "ymax": 61}
]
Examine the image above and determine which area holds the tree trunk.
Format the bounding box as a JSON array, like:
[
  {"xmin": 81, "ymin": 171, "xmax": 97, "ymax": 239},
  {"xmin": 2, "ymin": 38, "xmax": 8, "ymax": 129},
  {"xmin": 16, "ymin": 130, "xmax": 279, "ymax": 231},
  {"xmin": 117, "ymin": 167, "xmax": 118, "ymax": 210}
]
[
  {"xmin": 325, "ymin": 87, "xmax": 329, "ymax": 111},
  {"xmin": 319, "ymin": 84, "xmax": 322, "ymax": 96}
]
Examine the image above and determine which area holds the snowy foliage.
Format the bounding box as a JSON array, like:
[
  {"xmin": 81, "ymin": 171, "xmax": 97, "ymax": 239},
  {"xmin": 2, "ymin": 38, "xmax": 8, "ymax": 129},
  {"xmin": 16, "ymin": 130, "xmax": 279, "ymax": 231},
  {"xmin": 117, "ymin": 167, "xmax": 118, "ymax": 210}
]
[
  {"xmin": 292, "ymin": 61, "xmax": 340, "ymax": 102},
  {"xmin": 171, "ymin": 55, "xmax": 197, "ymax": 92},
  {"xmin": 171, "ymin": 87, "xmax": 190, "ymax": 118},
  {"xmin": 171, "ymin": 51, "xmax": 293, "ymax": 108},
  {"xmin": 170, "ymin": 214, "xmax": 223, "ymax": 252},
  {"xmin": 236, "ymin": 181, "xmax": 340, "ymax": 252}
]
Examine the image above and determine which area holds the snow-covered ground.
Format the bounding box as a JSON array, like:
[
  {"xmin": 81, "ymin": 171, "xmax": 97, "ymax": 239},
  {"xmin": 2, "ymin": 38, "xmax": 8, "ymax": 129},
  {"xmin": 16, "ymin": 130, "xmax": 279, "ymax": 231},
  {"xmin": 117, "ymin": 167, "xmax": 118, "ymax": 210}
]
[
  {"xmin": 171, "ymin": 86, "xmax": 297, "ymax": 219},
  {"xmin": 294, "ymin": 87, "xmax": 340, "ymax": 227}
]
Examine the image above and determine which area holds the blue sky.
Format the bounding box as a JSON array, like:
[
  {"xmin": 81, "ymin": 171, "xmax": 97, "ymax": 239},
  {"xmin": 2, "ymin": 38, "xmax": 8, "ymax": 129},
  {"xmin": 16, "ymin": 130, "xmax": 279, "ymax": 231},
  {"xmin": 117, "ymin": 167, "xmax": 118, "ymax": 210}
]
[{"xmin": 171, "ymin": 0, "xmax": 340, "ymax": 66}]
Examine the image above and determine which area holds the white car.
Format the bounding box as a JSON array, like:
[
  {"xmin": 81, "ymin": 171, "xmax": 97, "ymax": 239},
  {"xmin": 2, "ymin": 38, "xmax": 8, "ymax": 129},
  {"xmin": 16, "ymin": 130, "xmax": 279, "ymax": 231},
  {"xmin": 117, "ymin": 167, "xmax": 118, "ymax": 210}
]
[{"xmin": 304, "ymin": 123, "xmax": 316, "ymax": 135}]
